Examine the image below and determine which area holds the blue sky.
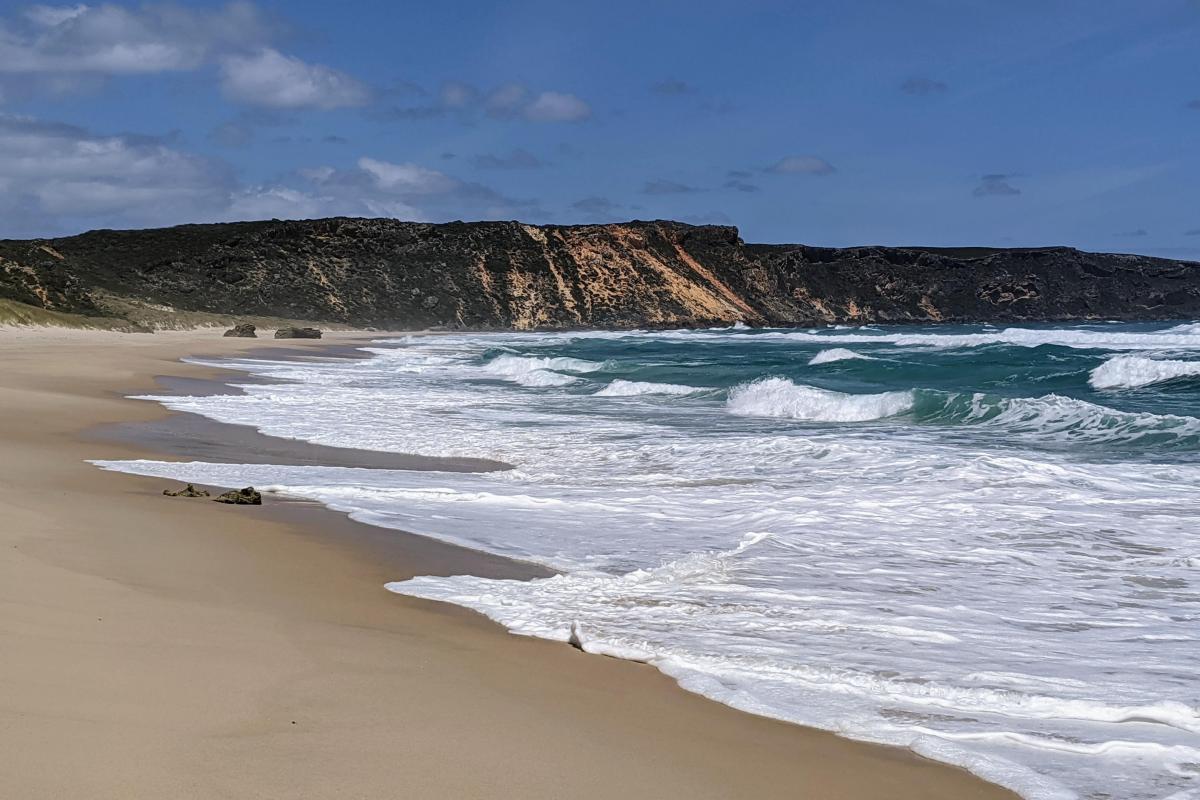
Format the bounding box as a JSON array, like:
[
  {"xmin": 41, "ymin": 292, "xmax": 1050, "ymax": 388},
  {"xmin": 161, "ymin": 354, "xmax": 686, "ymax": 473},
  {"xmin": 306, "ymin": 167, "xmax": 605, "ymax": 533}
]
[{"xmin": 1, "ymin": 0, "xmax": 1198, "ymax": 257}]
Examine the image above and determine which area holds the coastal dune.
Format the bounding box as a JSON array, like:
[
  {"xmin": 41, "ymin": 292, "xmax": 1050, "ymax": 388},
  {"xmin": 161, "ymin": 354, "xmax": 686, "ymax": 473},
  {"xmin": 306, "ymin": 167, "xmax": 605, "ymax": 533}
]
[{"xmin": 0, "ymin": 328, "xmax": 1017, "ymax": 799}]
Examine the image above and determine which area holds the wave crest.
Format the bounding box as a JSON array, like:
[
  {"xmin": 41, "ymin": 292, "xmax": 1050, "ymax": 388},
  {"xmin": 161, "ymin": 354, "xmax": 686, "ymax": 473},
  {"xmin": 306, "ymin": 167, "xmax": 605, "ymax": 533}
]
[
  {"xmin": 914, "ymin": 391, "xmax": 1200, "ymax": 449},
  {"xmin": 809, "ymin": 347, "xmax": 871, "ymax": 365},
  {"xmin": 482, "ymin": 354, "xmax": 602, "ymax": 386},
  {"xmin": 727, "ymin": 378, "xmax": 914, "ymax": 422},
  {"xmin": 759, "ymin": 326, "xmax": 1200, "ymax": 351},
  {"xmin": 595, "ymin": 379, "xmax": 702, "ymax": 397},
  {"xmin": 1088, "ymin": 355, "xmax": 1200, "ymax": 390}
]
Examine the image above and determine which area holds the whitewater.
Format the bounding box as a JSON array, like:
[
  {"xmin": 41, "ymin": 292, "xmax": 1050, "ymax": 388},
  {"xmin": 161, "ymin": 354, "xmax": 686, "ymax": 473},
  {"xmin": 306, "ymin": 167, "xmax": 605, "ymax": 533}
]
[{"xmin": 93, "ymin": 321, "xmax": 1200, "ymax": 800}]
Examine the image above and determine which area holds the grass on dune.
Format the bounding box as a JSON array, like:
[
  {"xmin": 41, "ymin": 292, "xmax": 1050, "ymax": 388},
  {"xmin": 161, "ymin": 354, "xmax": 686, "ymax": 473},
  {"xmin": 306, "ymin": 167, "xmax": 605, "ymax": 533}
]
[
  {"xmin": 0, "ymin": 298, "xmax": 145, "ymax": 331},
  {"xmin": 0, "ymin": 295, "xmax": 353, "ymax": 333}
]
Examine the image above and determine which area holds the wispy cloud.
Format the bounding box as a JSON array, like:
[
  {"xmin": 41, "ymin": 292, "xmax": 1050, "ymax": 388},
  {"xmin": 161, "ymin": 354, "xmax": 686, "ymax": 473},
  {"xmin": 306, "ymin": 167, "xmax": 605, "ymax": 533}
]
[
  {"xmin": 570, "ymin": 196, "xmax": 622, "ymax": 217},
  {"xmin": 651, "ymin": 79, "xmax": 691, "ymax": 95},
  {"xmin": 642, "ymin": 179, "xmax": 701, "ymax": 195},
  {"xmin": 484, "ymin": 83, "xmax": 528, "ymax": 118},
  {"xmin": 973, "ymin": 173, "xmax": 1021, "ymax": 197},
  {"xmin": 900, "ymin": 77, "xmax": 949, "ymax": 95},
  {"xmin": 471, "ymin": 149, "xmax": 544, "ymax": 169},
  {"xmin": 524, "ymin": 91, "xmax": 591, "ymax": 122},
  {"xmin": 208, "ymin": 119, "xmax": 255, "ymax": 148},
  {"xmin": 724, "ymin": 170, "xmax": 759, "ymax": 192},
  {"xmin": 440, "ymin": 80, "xmax": 480, "ymax": 108},
  {"xmin": 766, "ymin": 156, "xmax": 836, "ymax": 176},
  {"xmin": 378, "ymin": 82, "xmax": 592, "ymax": 123},
  {"xmin": 279, "ymin": 155, "xmax": 548, "ymax": 221}
]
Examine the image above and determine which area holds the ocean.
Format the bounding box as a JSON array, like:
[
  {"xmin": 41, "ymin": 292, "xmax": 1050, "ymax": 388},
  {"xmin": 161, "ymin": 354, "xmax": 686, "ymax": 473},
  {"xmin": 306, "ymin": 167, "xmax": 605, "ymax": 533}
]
[{"xmin": 94, "ymin": 322, "xmax": 1200, "ymax": 800}]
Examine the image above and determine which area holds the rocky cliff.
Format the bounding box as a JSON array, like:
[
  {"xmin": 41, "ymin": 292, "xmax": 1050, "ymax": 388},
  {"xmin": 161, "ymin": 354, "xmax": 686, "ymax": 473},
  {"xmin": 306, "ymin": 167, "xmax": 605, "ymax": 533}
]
[{"xmin": 2, "ymin": 218, "xmax": 1197, "ymax": 329}]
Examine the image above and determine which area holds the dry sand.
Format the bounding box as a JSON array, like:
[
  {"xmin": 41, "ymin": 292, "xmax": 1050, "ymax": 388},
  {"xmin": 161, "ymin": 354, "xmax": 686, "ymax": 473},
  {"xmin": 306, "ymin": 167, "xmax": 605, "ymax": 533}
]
[{"xmin": 0, "ymin": 327, "xmax": 1019, "ymax": 799}]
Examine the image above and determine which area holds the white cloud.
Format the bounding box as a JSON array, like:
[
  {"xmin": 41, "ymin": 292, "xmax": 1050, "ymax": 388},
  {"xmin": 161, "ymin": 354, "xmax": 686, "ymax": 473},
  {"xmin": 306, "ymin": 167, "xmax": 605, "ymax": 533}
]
[
  {"xmin": 220, "ymin": 48, "xmax": 370, "ymax": 109},
  {"xmin": 280, "ymin": 156, "xmax": 545, "ymax": 223},
  {"xmin": 0, "ymin": 113, "xmax": 548, "ymax": 236},
  {"xmin": 357, "ymin": 157, "xmax": 457, "ymax": 193},
  {"xmin": 359, "ymin": 198, "xmax": 427, "ymax": 221},
  {"xmin": 767, "ymin": 156, "xmax": 836, "ymax": 175},
  {"xmin": 524, "ymin": 91, "xmax": 591, "ymax": 122},
  {"xmin": 226, "ymin": 169, "xmax": 433, "ymax": 224},
  {"xmin": 0, "ymin": 2, "xmax": 273, "ymax": 74},
  {"xmin": 227, "ymin": 186, "xmax": 329, "ymax": 220},
  {"xmin": 0, "ymin": 114, "xmax": 230, "ymax": 223}
]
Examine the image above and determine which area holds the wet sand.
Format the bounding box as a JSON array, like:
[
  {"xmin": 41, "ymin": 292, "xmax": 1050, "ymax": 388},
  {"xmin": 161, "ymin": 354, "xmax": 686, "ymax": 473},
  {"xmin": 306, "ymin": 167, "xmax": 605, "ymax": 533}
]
[{"xmin": 0, "ymin": 327, "xmax": 1019, "ymax": 799}]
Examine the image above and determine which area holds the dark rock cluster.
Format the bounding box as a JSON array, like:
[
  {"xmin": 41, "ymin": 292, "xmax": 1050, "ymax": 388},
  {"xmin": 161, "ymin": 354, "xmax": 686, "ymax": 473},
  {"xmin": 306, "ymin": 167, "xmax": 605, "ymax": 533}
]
[
  {"xmin": 3, "ymin": 217, "xmax": 1197, "ymax": 328},
  {"xmin": 213, "ymin": 487, "xmax": 262, "ymax": 505},
  {"xmin": 274, "ymin": 326, "xmax": 322, "ymax": 339},
  {"xmin": 223, "ymin": 323, "xmax": 257, "ymax": 337},
  {"xmin": 163, "ymin": 483, "xmax": 210, "ymax": 497}
]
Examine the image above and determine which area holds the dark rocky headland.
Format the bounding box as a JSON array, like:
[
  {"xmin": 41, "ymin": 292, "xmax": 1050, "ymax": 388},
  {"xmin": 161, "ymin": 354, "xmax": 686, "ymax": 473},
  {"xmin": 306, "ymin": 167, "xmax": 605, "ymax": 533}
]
[{"xmin": 2, "ymin": 217, "xmax": 1197, "ymax": 330}]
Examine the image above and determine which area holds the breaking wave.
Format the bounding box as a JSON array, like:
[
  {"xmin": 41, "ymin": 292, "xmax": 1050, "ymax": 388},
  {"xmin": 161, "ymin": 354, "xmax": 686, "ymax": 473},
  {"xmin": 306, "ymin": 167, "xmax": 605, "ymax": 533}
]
[
  {"xmin": 808, "ymin": 347, "xmax": 871, "ymax": 365},
  {"xmin": 482, "ymin": 354, "xmax": 602, "ymax": 386},
  {"xmin": 594, "ymin": 379, "xmax": 703, "ymax": 397},
  {"xmin": 913, "ymin": 390, "xmax": 1200, "ymax": 449},
  {"xmin": 726, "ymin": 378, "xmax": 914, "ymax": 422},
  {"xmin": 726, "ymin": 377, "xmax": 1200, "ymax": 449},
  {"xmin": 1089, "ymin": 355, "xmax": 1200, "ymax": 390},
  {"xmin": 763, "ymin": 325, "xmax": 1200, "ymax": 351}
]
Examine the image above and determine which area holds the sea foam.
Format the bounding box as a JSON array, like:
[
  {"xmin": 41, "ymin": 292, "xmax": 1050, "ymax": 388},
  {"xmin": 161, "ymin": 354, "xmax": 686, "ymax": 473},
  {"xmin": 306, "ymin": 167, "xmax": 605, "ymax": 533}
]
[
  {"xmin": 481, "ymin": 354, "xmax": 601, "ymax": 386},
  {"xmin": 594, "ymin": 379, "xmax": 702, "ymax": 397},
  {"xmin": 727, "ymin": 377, "xmax": 913, "ymax": 421}
]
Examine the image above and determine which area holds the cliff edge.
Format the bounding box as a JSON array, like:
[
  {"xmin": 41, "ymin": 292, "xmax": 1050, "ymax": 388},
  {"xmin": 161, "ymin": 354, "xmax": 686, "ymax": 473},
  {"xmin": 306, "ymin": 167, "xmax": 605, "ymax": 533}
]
[{"xmin": 2, "ymin": 218, "xmax": 1196, "ymax": 329}]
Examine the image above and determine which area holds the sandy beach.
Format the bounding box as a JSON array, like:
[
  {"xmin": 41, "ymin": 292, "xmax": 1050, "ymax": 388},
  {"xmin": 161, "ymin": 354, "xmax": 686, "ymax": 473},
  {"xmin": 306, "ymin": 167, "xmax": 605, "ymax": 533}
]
[{"xmin": 0, "ymin": 327, "xmax": 1019, "ymax": 800}]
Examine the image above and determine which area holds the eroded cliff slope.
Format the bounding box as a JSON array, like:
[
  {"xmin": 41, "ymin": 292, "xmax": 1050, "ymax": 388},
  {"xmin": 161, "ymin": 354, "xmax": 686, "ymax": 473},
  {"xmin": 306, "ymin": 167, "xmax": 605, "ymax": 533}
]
[{"xmin": 1, "ymin": 218, "xmax": 1196, "ymax": 329}]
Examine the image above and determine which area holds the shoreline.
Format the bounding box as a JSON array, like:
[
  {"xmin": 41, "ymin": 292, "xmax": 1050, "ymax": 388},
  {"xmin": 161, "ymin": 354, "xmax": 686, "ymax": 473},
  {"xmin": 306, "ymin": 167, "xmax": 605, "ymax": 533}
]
[{"xmin": 0, "ymin": 326, "xmax": 1019, "ymax": 799}]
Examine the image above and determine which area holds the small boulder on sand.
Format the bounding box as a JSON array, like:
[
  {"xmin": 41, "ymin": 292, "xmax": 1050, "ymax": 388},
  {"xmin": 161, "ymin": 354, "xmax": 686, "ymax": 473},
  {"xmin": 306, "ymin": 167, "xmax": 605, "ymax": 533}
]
[
  {"xmin": 213, "ymin": 486, "xmax": 262, "ymax": 505},
  {"xmin": 223, "ymin": 323, "xmax": 257, "ymax": 338},
  {"xmin": 163, "ymin": 483, "xmax": 210, "ymax": 497},
  {"xmin": 274, "ymin": 326, "xmax": 322, "ymax": 339}
]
